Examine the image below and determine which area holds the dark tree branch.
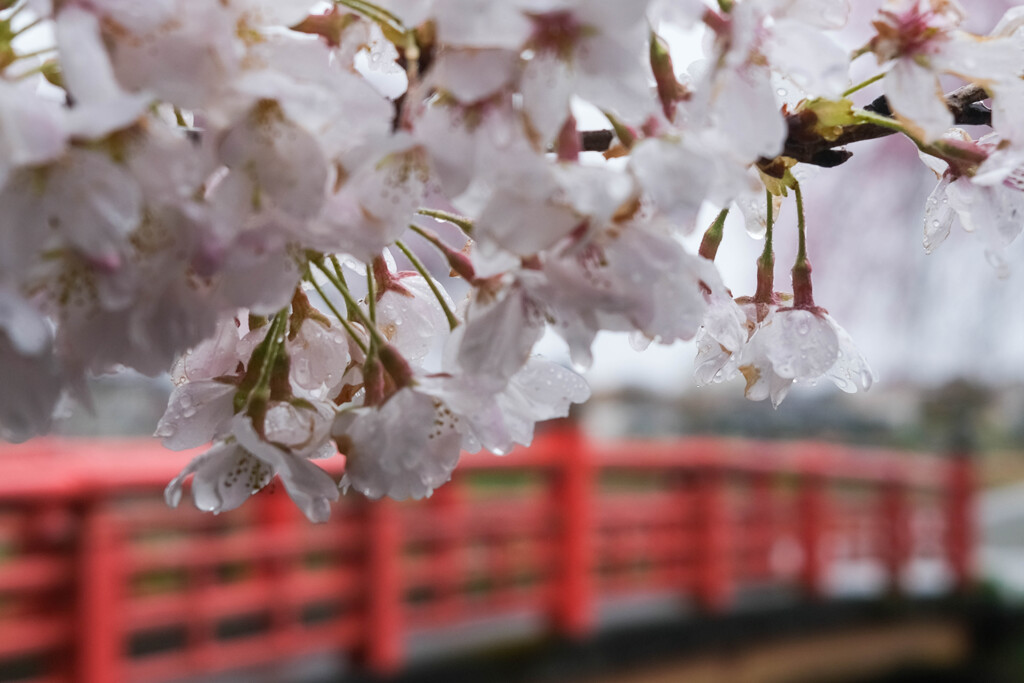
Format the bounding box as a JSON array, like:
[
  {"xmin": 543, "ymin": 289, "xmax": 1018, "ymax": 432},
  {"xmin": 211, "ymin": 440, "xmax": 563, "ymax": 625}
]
[
  {"xmin": 581, "ymin": 129, "xmax": 614, "ymax": 152},
  {"xmin": 576, "ymin": 84, "xmax": 992, "ymax": 168}
]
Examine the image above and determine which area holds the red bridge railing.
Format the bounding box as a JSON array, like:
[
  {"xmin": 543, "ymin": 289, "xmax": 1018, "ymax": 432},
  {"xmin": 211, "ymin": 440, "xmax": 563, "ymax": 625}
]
[{"xmin": 0, "ymin": 426, "xmax": 973, "ymax": 683}]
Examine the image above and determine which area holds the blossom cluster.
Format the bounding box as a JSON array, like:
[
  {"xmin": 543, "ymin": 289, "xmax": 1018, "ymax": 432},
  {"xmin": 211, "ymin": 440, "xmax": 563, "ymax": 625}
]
[{"xmin": 1, "ymin": 0, "xmax": 1022, "ymax": 521}]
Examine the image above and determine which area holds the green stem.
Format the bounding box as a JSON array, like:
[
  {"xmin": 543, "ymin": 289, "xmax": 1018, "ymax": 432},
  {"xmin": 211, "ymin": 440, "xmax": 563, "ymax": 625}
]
[
  {"xmin": 329, "ymin": 255, "xmax": 365, "ymax": 323},
  {"xmin": 251, "ymin": 310, "xmax": 288, "ymax": 399},
  {"xmin": 408, "ymin": 224, "xmax": 476, "ymax": 282},
  {"xmin": 338, "ymin": 0, "xmax": 402, "ymax": 24},
  {"xmin": 852, "ymin": 108, "xmax": 933, "ymax": 158},
  {"xmin": 791, "ymin": 181, "xmax": 815, "ymax": 309},
  {"xmin": 793, "ymin": 182, "xmax": 807, "ymax": 267},
  {"xmin": 311, "ymin": 258, "xmax": 389, "ymax": 349},
  {"xmin": 13, "ymin": 60, "xmax": 49, "ymax": 80},
  {"xmin": 753, "ymin": 191, "xmax": 775, "ymax": 305},
  {"xmin": 11, "ymin": 15, "xmax": 42, "ymax": 38},
  {"xmin": 417, "ymin": 209, "xmax": 474, "ymax": 236},
  {"xmin": 329, "ymin": 255, "xmax": 348, "ymax": 287},
  {"xmin": 11, "ymin": 46, "xmax": 54, "ymax": 61},
  {"xmin": 365, "ymin": 264, "xmax": 377, "ymax": 324},
  {"xmin": 603, "ymin": 110, "xmax": 636, "ymax": 150},
  {"xmin": 852, "ymin": 108, "xmax": 908, "ymax": 134},
  {"xmin": 306, "ymin": 273, "xmax": 369, "ymax": 355},
  {"xmin": 394, "ymin": 239, "xmax": 459, "ymax": 331},
  {"xmin": 850, "ymin": 43, "xmax": 872, "ymax": 61},
  {"xmin": 335, "ymin": 0, "xmax": 406, "ymax": 43},
  {"xmin": 403, "ymin": 29, "xmax": 419, "ymax": 81},
  {"xmin": 842, "ymin": 72, "xmax": 885, "ymax": 98},
  {"xmin": 4, "ymin": 3, "xmax": 27, "ymax": 22},
  {"xmin": 409, "ymin": 223, "xmax": 439, "ymax": 243}
]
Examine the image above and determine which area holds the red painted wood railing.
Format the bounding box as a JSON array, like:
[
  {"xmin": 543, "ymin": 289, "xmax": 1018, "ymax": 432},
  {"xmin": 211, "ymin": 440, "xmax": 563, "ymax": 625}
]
[{"xmin": 0, "ymin": 426, "xmax": 973, "ymax": 683}]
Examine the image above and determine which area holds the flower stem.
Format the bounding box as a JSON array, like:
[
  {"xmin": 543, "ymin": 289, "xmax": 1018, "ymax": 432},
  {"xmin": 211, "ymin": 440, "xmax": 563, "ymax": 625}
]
[
  {"xmin": 251, "ymin": 310, "xmax": 288, "ymax": 397},
  {"xmin": 417, "ymin": 208, "xmax": 474, "ymax": 236},
  {"xmin": 338, "ymin": 0, "xmax": 402, "ymax": 24},
  {"xmin": 850, "ymin": 43, "xmax": 872, "ymax": 61},
  {"xmin": 365, "ymin": 264, "xmax": 377, "ymax": 323},
  {"xmin": 403, "ymin": 29, "xmax": 420, "ymax": 82},
  {"xmin": 13, "ymin": 60, "xmax": 52, "ymax": 80},
  {"xmin": 305, "ymin": 272, "xmax": 369, "ymax": 355},
  {"xmin": 791, "ymin": 181, "xmax": 815, "ymax": 309},
  {"xmin": 852, "ymin": 108, "xmax": 908, "ymax": 134},
  {"xmin": 326, "ymin": 254, "xmax": 366, "ymax": 323},
  {"xmin": 409, "ymin": 224, "xmax": 476, "ymax": 282},
  {"xmin": 753, "ymin": 191, "xmax": 774, "ymax": 305},
  {"xmin": 11, "ymin": 46, "xmax": 55, "ymax": 61},
  {"xmin": 11, "ymin": 15, "xmax": 42, "ymax": 39},
  {"xmin": 329, "ymin": 255, "xmax": 348, "ymax": 287},
  {"xmin": 842, "ymin": 72, "xmax": 885, "ymax": 98},
  {"xmin": 335, "ymin": 0, "xmax": 406, "ymax": 44},
  {"xmin": 794, "ymin": 181, "xmax": 807, "ymax": 267},
  {"xmin": 4, "ymin": 3, "xmax": 26, "ymax": 22},
  {"xmin": 698, "ymin": 208, "xmax": 729, "ymax": 261},
  {"xmin": 234, "ymin": 308, "xmax": 288, "ymax": 415},
  {"xmin": 394, "ymin": 239, "xmax": 459, "ymax": 331},
  {"xmin": 311, "ymin": 257, "xmax": 390, "ymax": 350}
]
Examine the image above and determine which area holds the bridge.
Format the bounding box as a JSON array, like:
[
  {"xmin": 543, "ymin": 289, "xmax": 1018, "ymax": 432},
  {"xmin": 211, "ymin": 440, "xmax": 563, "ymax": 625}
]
[{"xmin": 0, "ymin": 425, "xmax": 976, "ymax": 683}]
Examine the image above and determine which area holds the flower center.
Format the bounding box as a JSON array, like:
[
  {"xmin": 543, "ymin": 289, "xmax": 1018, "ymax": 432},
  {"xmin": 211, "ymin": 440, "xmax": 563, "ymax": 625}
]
[{"xmin": 527, "ymin": 11, "xmax": 584, "ymax": 60}]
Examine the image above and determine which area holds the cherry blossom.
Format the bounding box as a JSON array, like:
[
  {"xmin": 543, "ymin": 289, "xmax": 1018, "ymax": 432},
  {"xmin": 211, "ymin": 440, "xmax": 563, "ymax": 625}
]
[
  {"xmin": 921, "ymin": 132, "xmax": 1024, "ymax": 275},
  {"xmin": 0, "ymin": 0, "xmax": 1016, "ymax": 521},
  {"xmin": 334, "ymin": 386, "xmax": 463, "ymax": 500},
  {"xmin": 869, "ymin": 0, "xmax": 1023, "ymax": 143},
  {"xmin": 165, "ymin": 414, "xmax": 339, "ymax": 522}
]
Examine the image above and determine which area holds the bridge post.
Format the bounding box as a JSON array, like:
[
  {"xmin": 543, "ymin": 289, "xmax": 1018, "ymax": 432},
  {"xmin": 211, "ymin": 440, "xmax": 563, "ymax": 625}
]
[
  {"xmin": 695, "ymin": 465, "xmax": 732, "ymax": 611},
  {"xmin": 947, "ymin": 453, "xmax": 974, "ymax": 592},
  {"xmin": 430, "ymin": 475, "xmax": 465, "ymax": 622},
  {"xmin": 798, "ymin": 469, "xmax": 827, "ymax": 598},
  {"xmin": 751, "ymin": 472, "xmax": 775, "ymax": 579},
  {"xmin": 75, "ymin": 497, "xmax": 124, "ymax": 683},
  {"xmin": 880, "ymin": 477, "xmax": 910, "ymax": 595},
  {"xmin": 258, "ymin": 487, "xmax": 300, "ymax": 660},
  {"xmin": 550, "ymin": 422, "xmax": 594, "ymax": 637},
  {"xmin": 359, "ymin": 498, "xmax": 405, "ymax": 674}
]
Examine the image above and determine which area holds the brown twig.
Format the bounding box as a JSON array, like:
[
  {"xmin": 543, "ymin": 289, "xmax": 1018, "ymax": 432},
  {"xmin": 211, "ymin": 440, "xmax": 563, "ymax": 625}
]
[
  {"xmin": 581, "ymin": 129, "xmax": 614, "ymax": 152},
  {"xmin": 577, "ymin": 84, "xmax": 992, "ymax": 168}
]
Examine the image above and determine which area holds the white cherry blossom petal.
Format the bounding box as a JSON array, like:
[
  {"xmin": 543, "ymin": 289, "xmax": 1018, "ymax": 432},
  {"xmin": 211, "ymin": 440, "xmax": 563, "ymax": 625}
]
[
  {"xmin": 155, "ymin": 381, "xmax": 235, "ymax": 450},
  {"xmin": 337, "ymin": 388, "xmax": 462, "ymax": 500},
  {"xmin": 885, "ymin": 58, "xmax": 952, "ymax": 144},
  {"xmin": 762, "ymin": 308, "xmax": 840, "ymax": 380},
  {"xmin": 233, "ymin": 416, "xmax": 340, "ymax": 522}
]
